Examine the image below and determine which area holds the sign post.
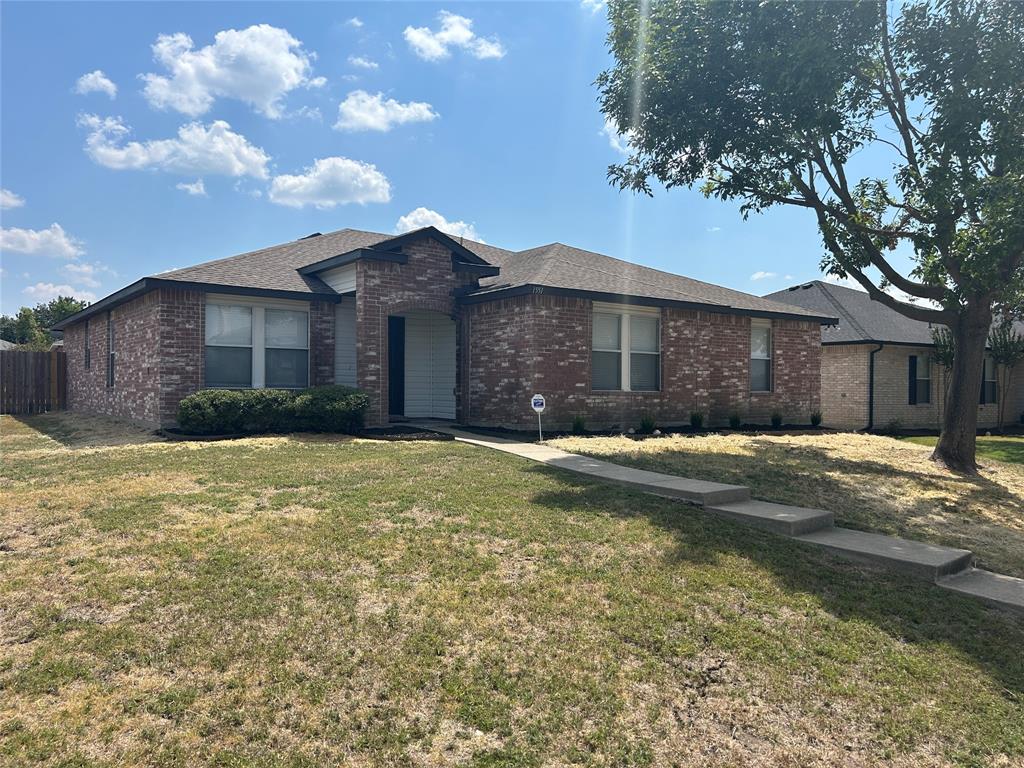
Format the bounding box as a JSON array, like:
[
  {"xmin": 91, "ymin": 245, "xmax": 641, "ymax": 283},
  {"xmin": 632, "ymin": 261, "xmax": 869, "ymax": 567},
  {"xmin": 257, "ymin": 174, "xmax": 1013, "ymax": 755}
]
[{"xmin": 531, "ymin": 393, "xmax": 546, "ymax": 442}]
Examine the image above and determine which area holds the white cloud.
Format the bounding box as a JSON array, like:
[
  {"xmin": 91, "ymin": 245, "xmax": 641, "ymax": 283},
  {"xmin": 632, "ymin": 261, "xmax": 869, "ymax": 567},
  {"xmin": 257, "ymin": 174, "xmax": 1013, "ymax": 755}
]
[
  {"xmin": 0, "ymin": 189, "xmax": 25, "ymax": 209},
  {"xmin": 580, "ymin": 0, "xmax": 606, "ymax": 12},
  {"xmin": 74, "ymin": 70, "xmax": 118, "ymax": 99},
  {"xmin": 176, "ymin": 179, "xmax": 207, "ymax": 196},
  {"xmin": 269, "ymin": 156, "xmax": 391, "ymax": 209},
  {"xmin": 79, "ymin": 114, "xmax": 270, "ymax": 179},
  {"xmin": 63, "ymin": 261, "xmax": 114, "ymax": 288},
  {"xmin": 395, "ymin": 207, "xmax": 482, "ymax": 241},
  {"xmin": 346, "ymin": 17, "xmax": 364, "ymax": 28},
  {"xmin": 348, "ymin": 55, "xmax": 379, "ymax": 70},
  {"xmin": 404, "ymin": 11, "xmax": 505, "ymax": 62},
  {"xmin": 706, "ymin": 226, "xmax": 721, "ymax": 233},
  {"xmin": 600, "ymin": 116, "xmax": 631, "ymax": 155},
  {"xmin": 750, "ymin": 271, "xmax": 778, "ymax": 281},
  {"xmin": 23, "ymin": 282, "xmax": 97, "ymax": 303},
  {"xmin": 334, "ymin": 90, "xmax": 438, "ymax": 132},
  {"xmin": 1, "ymin": 224, "xmax": 85, "ymax": 259},
  {"xmin": 141, "ymin": 25, "xmax": 319, "ymax": 118}
]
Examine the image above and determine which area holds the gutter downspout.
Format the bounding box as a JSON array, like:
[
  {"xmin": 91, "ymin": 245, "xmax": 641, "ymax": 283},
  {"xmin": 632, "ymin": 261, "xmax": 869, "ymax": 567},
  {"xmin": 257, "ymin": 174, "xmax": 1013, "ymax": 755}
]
[{"xmin": 866, "ymin": 343, "xmax": 884, "ymax": 431}]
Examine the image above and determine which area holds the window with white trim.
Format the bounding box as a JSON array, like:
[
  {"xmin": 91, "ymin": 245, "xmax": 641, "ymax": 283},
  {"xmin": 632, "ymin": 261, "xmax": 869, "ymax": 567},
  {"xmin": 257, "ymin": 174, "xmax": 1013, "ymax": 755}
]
[
  {"xmin": 908, "ymin": 354, "xmax": 931, "ymax": 404},
  {"xmin": 205, "ymin": 299, "xmax": 309, "ymax": 389},
  {"xmin": 591, "ymin": 305, "xmax": 661, "ymax": 392},
  {"xmin": 750, "ymin": 321, "xmax": 772, "ymax": 392}
]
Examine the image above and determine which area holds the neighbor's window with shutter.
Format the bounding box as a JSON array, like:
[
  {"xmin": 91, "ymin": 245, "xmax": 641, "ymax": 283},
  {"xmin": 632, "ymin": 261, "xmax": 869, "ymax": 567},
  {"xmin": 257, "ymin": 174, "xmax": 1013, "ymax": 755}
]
[
  {"xmin": 106, "ymin": 312, "xmax": 115, "ymax": 388},
  {"xmin": 592, "ymin": 312, "xmax": 622, "ymax": 391},
  {"xmin": 750, "ymin": 322, "xmax": 772, "ymax": 392},
  {"xmin": 205, "ymin": 304, "xmax": 253, "ymax": 388},
  {"xmin": 264, "ymin": 309, "xmax": 309, "ymax": 389},
  {"xmin": 981, "ymin": 357, "xmax": 998, "ymax": 404},
  {"xmin": 908, "ymin": 354, "xmax": 931, "ymax": 404}
]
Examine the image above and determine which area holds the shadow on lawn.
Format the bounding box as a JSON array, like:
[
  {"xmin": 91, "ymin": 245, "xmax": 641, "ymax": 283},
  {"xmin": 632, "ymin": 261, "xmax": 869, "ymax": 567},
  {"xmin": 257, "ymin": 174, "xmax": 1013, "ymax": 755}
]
[
  {"xmin": 558, "ymin": 439, "xmax": 1024, "ymax": 577},
  {"xmin": 9, "ymin": 413, "xmax": 163, "ymax": 450},
  {"xmin": 526, "ymin": 457, "xmax": 1024, "ymax": 698}
]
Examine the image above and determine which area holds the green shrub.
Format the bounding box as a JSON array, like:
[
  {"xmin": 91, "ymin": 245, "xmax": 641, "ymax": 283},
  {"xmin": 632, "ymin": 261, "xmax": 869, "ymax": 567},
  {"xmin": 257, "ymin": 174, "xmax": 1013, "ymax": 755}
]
[
  {"xmin": 177, "ymin": 386, "xmax": 369, "ymax": 436},
  {"xmin": 572, "ymin": 414, "xmax": 587, "ymax": 435},
  {"xmin": 770, "ymin": 411, "xmax": 783, "ymax": 428},
  {"xmin": 728, "ymin": 412, "xmax": 742, "ymax": 429},
  {"xmin": 689, "ymin": 411, "xmax": 704, "ymax": 429},
  {"xmin": 810, "ymin": 410, "xmax": 823, "ymax": 427},
  {"xmin": 639, "ymin": 415, "xmax": 656, "ymax": 434}
]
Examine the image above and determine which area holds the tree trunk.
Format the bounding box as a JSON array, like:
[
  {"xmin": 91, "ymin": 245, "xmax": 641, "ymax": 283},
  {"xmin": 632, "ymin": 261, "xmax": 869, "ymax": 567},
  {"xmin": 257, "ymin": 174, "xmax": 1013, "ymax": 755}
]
[{"xmin": 931, "ymin": 302, "xmax": 992, "ymax": 473}]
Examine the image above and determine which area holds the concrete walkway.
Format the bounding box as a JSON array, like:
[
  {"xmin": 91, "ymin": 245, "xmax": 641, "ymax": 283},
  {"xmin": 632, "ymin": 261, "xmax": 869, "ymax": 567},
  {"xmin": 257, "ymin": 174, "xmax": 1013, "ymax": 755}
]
[{"xmin": 412, "ymin": 423, "xmax": 1024, "ymax": 614}]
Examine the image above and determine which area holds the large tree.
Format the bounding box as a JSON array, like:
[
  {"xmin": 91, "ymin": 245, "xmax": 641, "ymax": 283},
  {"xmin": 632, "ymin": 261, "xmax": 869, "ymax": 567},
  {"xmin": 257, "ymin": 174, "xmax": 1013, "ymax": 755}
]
[{"xmin": 598, "ymin": 0, "xmax": 1024, "ymax": 472}]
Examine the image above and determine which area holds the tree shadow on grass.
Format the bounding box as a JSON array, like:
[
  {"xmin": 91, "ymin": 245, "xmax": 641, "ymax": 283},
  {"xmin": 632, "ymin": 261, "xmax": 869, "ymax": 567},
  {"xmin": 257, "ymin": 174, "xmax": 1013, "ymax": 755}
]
[
  {"xmin": 525, "ymin": 460, "xmax": 1024, "ymax": 698},
  {"xmin": 553, "ymin": 438, "xmax": 1024, "ymax": 578},
  {"xmin": 6, "ymin": 413, "xmax": 163, "ymax": 450}
]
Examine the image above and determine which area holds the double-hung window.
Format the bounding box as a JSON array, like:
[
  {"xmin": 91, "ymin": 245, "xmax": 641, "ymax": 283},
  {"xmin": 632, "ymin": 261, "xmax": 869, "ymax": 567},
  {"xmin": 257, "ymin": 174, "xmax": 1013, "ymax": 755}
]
[
  {"xmin": 750, "ymin": 321, "xmax": 772, "ymax": 392},
  {"xmin": 591, "ymin": 304, "xmax": 661, "ymax": 391},
  {"xmin": 205, "ymin": 299, "xmax": 309, "ymax": 389},
  {"xmin": 981, "ymin": 356, "xmax": 998, "ymax": 404},
  {"xmin": 106, "ymin": 312, "xmax": 115, "ymax": 388},
  {"xmin": 908, "ymin": 354, "xmax": 931, "ymax": 404}
]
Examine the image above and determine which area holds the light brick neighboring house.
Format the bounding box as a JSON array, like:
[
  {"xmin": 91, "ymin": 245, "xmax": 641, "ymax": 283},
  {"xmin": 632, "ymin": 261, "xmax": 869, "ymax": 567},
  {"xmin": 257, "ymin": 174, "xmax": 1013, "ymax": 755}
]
[
  {"xmin": 54, "ymin": 226, "xmax": 833, "ymax": 430},
  {"xmin": 766, "ymin": 281, "xmax": 1024, "ymax": 431}
]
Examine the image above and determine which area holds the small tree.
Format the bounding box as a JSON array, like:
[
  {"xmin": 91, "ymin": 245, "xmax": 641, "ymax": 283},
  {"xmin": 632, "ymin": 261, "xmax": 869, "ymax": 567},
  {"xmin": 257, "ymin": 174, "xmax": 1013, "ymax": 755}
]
[
  {"xmin": 12, "ymin": 307, "xmax": 48, "ymax": 349},
  {"xmin": 988, "ymin": 321, "xmax": 1024, "ymax": 431},
  {"xmin": 32, "ymin": 296, "xmax": 89, "ymax": 330}
]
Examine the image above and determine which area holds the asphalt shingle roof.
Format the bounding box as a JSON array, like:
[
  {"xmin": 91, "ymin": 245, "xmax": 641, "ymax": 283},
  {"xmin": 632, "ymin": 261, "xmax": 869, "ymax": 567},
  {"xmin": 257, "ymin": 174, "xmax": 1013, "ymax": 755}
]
[
  {"xmin": 764, "ymin": 281, "xmax": 1024, "ymax": 345},
  {"xmin": 156, "ymin": 227, "xmax": 830, "ymax": 320}
]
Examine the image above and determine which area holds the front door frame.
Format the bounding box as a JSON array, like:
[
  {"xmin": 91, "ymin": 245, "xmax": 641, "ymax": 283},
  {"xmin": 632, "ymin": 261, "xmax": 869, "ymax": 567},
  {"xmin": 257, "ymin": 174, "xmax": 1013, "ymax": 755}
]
[{"xmin": 387, "ymin": 315, "xmax": 405, "ymax": 418}]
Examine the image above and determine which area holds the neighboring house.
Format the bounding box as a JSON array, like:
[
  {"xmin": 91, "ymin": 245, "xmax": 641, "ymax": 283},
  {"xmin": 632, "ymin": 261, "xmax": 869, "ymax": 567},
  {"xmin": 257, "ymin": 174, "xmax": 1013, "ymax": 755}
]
[
  {"xmin": 766, "ymin": 281, "xmax": 1024, "ymax": 431},
  {"xmin": 0, "ymin": 339, "xmax": 18, "ymax": 351},
  {"xmin": 53, "ymin": 226, "xmax": 834, "ymax": 430}
]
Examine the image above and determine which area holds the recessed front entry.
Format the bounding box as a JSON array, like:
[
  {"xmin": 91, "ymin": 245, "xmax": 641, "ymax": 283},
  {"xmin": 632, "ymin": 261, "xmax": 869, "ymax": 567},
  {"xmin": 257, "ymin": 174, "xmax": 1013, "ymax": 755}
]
[
  {"xmin": 401, "ymin": 310, "xmax": 456, "ymax": 420},
  {"xmin": 388, "ymin": 316, "xmax": 405, "ymax": 417}
]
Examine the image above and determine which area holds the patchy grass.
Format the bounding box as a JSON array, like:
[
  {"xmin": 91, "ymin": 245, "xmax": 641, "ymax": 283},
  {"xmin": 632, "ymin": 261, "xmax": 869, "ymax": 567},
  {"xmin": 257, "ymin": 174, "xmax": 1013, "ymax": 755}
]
[
  {"xmin": 901, "ymin": 434, "xmax": 1024, "ymax": 466},
  {"xmin": 550, "ymin": 432, "xmax": 1024, "ymax": 580},
  {"xmin": 1, "ymin": 414, "xmax": 1023, "ymax": 767}
]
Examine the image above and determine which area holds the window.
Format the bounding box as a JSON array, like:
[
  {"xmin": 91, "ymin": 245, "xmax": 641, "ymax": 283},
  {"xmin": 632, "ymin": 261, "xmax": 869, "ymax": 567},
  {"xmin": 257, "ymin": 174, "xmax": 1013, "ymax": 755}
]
[
  {"xmin": 84, "ymin": 320, "xmax": 91, "ymax": 370},
  {"xmin": 206, "ymin": 304, "xmax": 254, "ymax": 388},
  {"xmin": 591, "ymin": 305, "xmax": 661, "ymax": 391},
  {"xmin": 264, "ymin": 309, "xmax": 309, "ymax": 388},
  {"xmin": 981, "ymin": 357, "xmax": 998, "ymax": 404},
  {"xmin": 204, "ymin": 300, "xmax": 309, "ymax": 389},
  {"xmin": 106, "ymin": 312, "xmax": 114, "ymax": 388},
  {"xmin": 750, "ymin": 322, "xmax": 772, "ymax": 392},
  {"xmin": 908, "ymin": 354, "xmax": 931, "ymax": 404}
]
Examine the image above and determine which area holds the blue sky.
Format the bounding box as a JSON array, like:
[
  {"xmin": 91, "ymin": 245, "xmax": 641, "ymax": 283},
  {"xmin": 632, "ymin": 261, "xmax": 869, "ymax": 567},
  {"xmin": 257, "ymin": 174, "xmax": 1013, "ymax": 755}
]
[{"xmin": 1, "ymin": 1, "xmax": 853, "ymax": 314}]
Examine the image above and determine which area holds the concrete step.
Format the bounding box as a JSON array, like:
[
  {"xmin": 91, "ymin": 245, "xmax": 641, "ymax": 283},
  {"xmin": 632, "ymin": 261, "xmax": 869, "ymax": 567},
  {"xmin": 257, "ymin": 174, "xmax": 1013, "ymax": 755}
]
[
  {"xmin": 547, "ymin": 455, "xmax": 750, "ymax": 505},
  {"xmin": 705, "ymin": 499, "xmax": 834, "ymax": 536},
  {"xmin": 796, "ymin": 528, "xmax": 973, "ymax": 581},
  {"xmin": 938, "ymin": 568, "xmax": 1024, "ymax": 614}
]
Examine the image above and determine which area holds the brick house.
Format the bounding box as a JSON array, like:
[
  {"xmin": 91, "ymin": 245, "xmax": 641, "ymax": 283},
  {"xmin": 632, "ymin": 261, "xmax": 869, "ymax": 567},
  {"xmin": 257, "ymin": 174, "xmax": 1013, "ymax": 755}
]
[
  {"xmin": 53, "ymin": 226, "xmax": 833, "ymax": 430},
  {"xmin": 766, "ymin": 281, "xmax": 1024, "ymax": 431}
]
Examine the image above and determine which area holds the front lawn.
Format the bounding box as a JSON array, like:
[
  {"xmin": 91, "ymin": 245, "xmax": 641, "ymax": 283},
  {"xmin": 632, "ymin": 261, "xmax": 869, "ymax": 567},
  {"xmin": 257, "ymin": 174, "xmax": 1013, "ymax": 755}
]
[
  {"xmin": 550, "ymin": 432, "xmax": 1024, "ymax": 580},
  {"xmin": 2, "ymin": 414, "xmax": 1023, "ymax": 766},
  {"xmin": 900, "ymin": 434, "xmax": 1024, "ymax": 465}
]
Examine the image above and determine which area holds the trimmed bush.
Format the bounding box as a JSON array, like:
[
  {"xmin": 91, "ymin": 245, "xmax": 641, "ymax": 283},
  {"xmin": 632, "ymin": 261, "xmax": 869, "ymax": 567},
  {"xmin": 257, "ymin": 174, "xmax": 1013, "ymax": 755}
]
[
  {"xmin": 810, "ymin": 410, "xmax": 823, "ymax": 427},
  {"xmin": 728, "ymin": 412, "xmax": 742, "ymax": 429},
  {"xmin": 177, "ymin": 386, "xmax": 369, "ymax": 436},
  {"xmin": 639, "ymin": 415, "xmax": 656, "ymax": 434},
  {"xmin": 770, "ymin": 411, "xmax": 783, "ymax": 428},
  {"xmin": 572, "ymin": 414, "xmax": 587, "ymax": 435},
  {"xmin": 689, "ymin": 411, "xmax": 704, "ymax": 429}
]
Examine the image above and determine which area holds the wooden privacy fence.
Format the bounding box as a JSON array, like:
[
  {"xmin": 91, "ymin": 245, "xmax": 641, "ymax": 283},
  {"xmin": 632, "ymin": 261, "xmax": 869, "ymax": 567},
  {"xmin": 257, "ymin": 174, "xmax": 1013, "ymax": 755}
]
[{"xmin": 0, "ymin": 349, "xmax": 67, "ymax": 415}]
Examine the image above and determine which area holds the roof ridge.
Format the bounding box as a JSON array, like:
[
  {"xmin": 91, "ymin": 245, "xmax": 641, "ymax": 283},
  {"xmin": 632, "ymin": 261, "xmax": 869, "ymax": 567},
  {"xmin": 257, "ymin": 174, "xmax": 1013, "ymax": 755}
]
[{"xmin": 817, "ymin": 281, "xmax": 871, "ymax": 339}]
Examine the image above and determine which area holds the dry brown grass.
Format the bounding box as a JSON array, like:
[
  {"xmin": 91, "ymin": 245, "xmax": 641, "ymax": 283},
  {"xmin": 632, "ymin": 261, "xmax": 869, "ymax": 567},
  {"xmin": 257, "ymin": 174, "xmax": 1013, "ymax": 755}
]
[
  {"xmin": 550, "ymin": 432, "xmax": 1024, "ymax": 577},
  {"xmin": 2, "ymin": 415, "xmax": 1023, "ymax": 767}
]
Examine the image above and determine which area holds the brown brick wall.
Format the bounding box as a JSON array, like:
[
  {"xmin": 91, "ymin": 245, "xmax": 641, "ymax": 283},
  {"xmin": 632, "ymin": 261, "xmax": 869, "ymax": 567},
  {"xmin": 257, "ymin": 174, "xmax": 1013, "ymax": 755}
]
[
  {"xmin": 65, "ymin": 290, "xmax": 163, "ymax": 426},
  {"xmin": 310, "ymin": 300, "xmax": 336, "ymax": 387},
  {"xmin": 156, "ymin": 288, "xmax": 204, "ymax": 425},
  {"xmin": 820, "ymin": 344, "xmax": 871, "ymax": 429},
  {"xmin": 355, "ymin": 239, "xmax": 481, "ymax": 426},
  {"xmin": 464, "ymin": 293, "xmax": 821, "ymax": 430}
]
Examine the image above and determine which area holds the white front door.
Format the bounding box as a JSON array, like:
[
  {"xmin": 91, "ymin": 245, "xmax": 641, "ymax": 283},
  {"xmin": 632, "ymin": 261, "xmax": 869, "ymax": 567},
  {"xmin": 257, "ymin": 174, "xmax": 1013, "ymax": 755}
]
[{"xmin": 403, "ymin": 311, "xmax": 456, "ymax": 419}]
